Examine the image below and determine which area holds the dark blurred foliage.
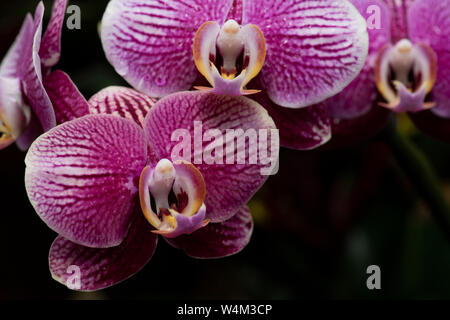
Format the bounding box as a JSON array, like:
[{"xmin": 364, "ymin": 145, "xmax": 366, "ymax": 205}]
[{"xmin": 0, "ymin": 0, "xmax": 448, "ymax": 300}]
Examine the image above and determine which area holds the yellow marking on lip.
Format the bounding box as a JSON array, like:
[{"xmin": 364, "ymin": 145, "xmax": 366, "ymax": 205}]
[{"xmin": 139, "ymin": 166, "xmax": 161, "ymax": 229}]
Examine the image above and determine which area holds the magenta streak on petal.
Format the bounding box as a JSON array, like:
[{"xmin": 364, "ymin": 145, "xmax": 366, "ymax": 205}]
[
  {"xmin": 251, "ymin": 88, "xmax": 331, "ymax": 150},
  {"xmin": 88, "ymin": 86, "xmax": 156, "ymax": 128},
  {"xmin": 226, "ymin": 0, "xmax": 243, "ymax": 24},
  {"xmin": 20, "ymin": 3, "xmax": 56, "ymax": 132},
  {"xmin": 326, "ymin": 0, "xmax": 391, "ymax": 120},
  {"xmin": 143, "ymin": 91, "xmax": 277, "ymax": 223},
  {"xmin": 101, "ymin": 0, "xmax": 234, "ymax": 98},
  {"xmin": 166, "ymin": 205, "xmax": 252, "ymax": 259},
  {"xmin": 382, "ymin": 0, "xmax": 414, "ymax": 43},
  {"xmin": 243, "ymin": 0, "xmax": 369, "ymax": 108},
  {"xmin": 39, "ymin": 0, "xmax": 68, "ymax": 69},
  {"xmin": 0, "ymin": 14, "xmax": 34, "ymax": 79},
  {"xmin": 408, "ymin": 0, "xmax": 450, "ymax": 118},
  {"xmin": 49, "ymin": 213, "xmax": 158, "ymax": 292},
  {"xmin": 25, "ymin": 115, "xmax": 148, "ymax": 248},
  {"xmin": 44, "ymin": 70, "xmax": 90, "ymax": 125}
]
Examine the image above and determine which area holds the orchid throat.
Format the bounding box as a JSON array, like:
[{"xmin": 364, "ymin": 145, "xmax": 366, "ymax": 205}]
[
  {"xmin": 375, "ymin": 39, "xmax": 438, "ymax": 113},
  {"xmin": 139, "ymin": 159, "xmax": 210, "ymax": 238},
  {"xmin": 193, "ymin": 19, "xmax": 266, "ymax": 97}
]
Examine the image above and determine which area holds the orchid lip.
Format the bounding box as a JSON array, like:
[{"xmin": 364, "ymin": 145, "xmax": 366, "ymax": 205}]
[
  {"xmin": 375, "ymin": 39, "xmax": 438, "ymax": 113},
  {"xmin": 193, "ymin": 20, "xmax": 266, "ymax": 97},
  {"xmin": 139, "ymin": 159, "xmax": 208, "ymax": 238}
]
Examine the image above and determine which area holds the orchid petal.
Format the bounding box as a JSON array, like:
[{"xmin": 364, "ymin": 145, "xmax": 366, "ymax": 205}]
[
  {"xmin": 226, "ymin": 0, "xmax": 243, "ymax": 23},
  {"xmin": 88, "ymin": 86, "xmax": 156, "ymax": 127},
  {"xmin": 408, "ymin": 0, "xmax": 450, "ymax": 118},
  {"xmin": 25, "ymin": 115, "xmax": 148, "ymax": 248},
  {"xmin": 383, "ymin": 0, "xmax": 414, "ymax": 43},
  {"xmin": 43, "ymin": 70, "xmax": 90, "ymax": 125},
  {"xmin": 144, "ymin": 91, "xmax": 278, "ymax": 222},
  {"xmin": 166, "ymin": 205, "xmax": 252, "ymax": 258},
  {"xmin": 326, "ymin": 0, "xmax": 391, "ymax": 119},
  {"xmin": 49, "ymin": 213, "xmax": 158, "ymax": 292},
  {"xmin": 251, "ymin": 90, "xmax": 331, "ymax": 150},
  {"xmin": 15, "ymin": 115, "xmax": 42, "ymax": 151},
  {"xmin": 21, "ymin": 3, "xmax": 56, "ymax": 132},
  {"xmin": 40, "ymin": 0, "xmax": 68, "ymax": 68},
  {"xmin": 101, "ymin": 0, "xmax": 234, "ymax": 98},
  {"xmin": 0, "ymin": 14, "xmax": 34, "ymax": 78},
  {"xmin": 243, "ymin": 0, "xmax": 369, "ymax": 108}
]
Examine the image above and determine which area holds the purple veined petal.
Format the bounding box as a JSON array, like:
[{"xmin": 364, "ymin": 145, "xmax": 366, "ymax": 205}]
[
  {"xmin": 408, "ymin": 110, "xmax": 450, "ymax": 143},
  {"xmin": 21, "ymin": 3, "xmax": 56, "ymax": 132},
  {"xmin": 88, "ymin": 86, "xmax": 157, "ymax": 128},
  {"xmin": 25, "ymin": 114, "xmax": 148, "ymax": 248},
  {"xmin": 226, "ymin": 0, "xmax": 243, "ymax": 24},
  {"xmin": 15, "ymin": 114, "xmax": 42, "ymax": 151},
  {"xmin": 166, "ymin": 205, "xmax": 253, "ymax": 259},
  {"xmin": 327, "ymin": 0, "xmax": 391, "ymax": 119},
  {"xmin": 144, "ymin": 91, "xmax": 278, "ymax": 223},
  {"xmin": 0, "ymin": 14, "xmax": 34, "ymax": 78},
  {"xmin": 39, "ymin": 0, "xmax": 68, "ymax": 68},
  {"xmin": 382, "ymin": 0, "xmax": 414, "ymax": 43},
  {"xmin": 49, "ymin": 213, "xmax": 158, "ymax": 292},
  {"xmin": 43, "ymin": 70, "xmax": 90, "ymax": 125},
  {"xmin": 251, "ymin": 88, "xmax": 331, "ymax": 150},
  {"xmin": 101, "ymin": 0, "xmax": 234, "ymax": 98},
  {"xmin": 408, "ymin": 0, "xmax": 450, "ymax": 118},
  {"xmin": 242, "ymin": 0, "xmax": 369, "ymax": 108}
]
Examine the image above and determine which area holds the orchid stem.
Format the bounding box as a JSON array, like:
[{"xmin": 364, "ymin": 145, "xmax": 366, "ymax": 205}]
[{"xmin": 383, "ymin": 119, "xmax": 450, "ymax": 243}]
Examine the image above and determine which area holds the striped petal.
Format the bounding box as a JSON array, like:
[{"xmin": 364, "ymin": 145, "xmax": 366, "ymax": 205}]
[
  {"xmin": 88, "ymin": 86, "xmax": 156, "ymax": 127},
  {"xmin": 327, "ymin": 0, "xmax": 391, "ymax": 119},
  {"xmin": 408, "ymin": 0, "xmax": 450, "ymax": 118},
  {"xmin": 243, "ymin": 0, "xmax": 369, "ymax": 108},
  {"xmin": 49, "ymin": 213, "xmax": 158, "ymax": 291},
  {"xmin": 39, "ymin": 0, "xmax": 68, "ymax": 68},
  {"xmin": 21, "ymin": 3, "xmax": 56, "ymax": 132},
  {"xmin": 383, "ymin": 0, "xmax": 414, "ymax": 43},
  {"xmin": 144, "ymin": 91, "xmax": 278, "ymax": 222},
  {"xmin": 101, "ymin": 0, "xmax": 233, "ymax": 98},
  {"xmin": 43, "ymin": 70, "xmax": 90, "ymax": 125},
  {"xmin": 166, "ymin": 205, "xmax": 253, "ymax": 258},
  {"xmin": 25, "ymin": 115, "xmax": 148, "ymax": 248},
  {"xmin": 251, "ymin": 89, "xmax": 331, "ymax": 150}
]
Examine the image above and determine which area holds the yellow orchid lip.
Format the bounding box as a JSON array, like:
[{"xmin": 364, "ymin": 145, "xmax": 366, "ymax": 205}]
[
  {"xmin": 0, "ymin": 111, "xmax": 15, "ymax": 149},
  {"xmin": 375, "ymin": 39, "xmax": 438, "ymax": 112},
  {"xmin": 192, "ymin": 20, "xmax": 266, "ymax": 97},
  {"xmin": 139, "ymin": 159, "xmax": 208, "ymax": 237}
]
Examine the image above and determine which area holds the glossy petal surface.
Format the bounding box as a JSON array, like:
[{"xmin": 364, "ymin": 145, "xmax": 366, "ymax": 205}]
[
  {"xmin": 101, "ymin": 0, "xmax": 233, "ymax": 97},
  {"xmin": 144, "ymin": 91, "xmax": 278, "ymax": 222},
  {"xmin": 166, "ymin": 205, "xmax": 252, "ymax": 258},
  {"xmin": 44, "ymin": 70, "xmax": 90, "ymax": 124},
  {"xmin": 408, "ymin": 0, "xmax": 450, "ymax": 118},
  {"xmin": 49, "ymin": 213, "xmax": 158, "ymax": 291},
  {"xmin": 25, "ymin": 115, "xmax": 148, "ymax": 248},
  {"xmin": 88, "ymin": 86, "xmax": 156, "ymax": 127},
  {"xmin": 243, "ymin": 0, "xmax": 369, "ymax": 108}
]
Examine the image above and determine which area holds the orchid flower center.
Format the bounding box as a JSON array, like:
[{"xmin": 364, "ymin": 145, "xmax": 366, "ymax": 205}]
[
  {"xmin": 0, "ymin": 112, "xmax": 14, "ymax": 145},
  {"xmin": 139, "ymin": 159, "xmax": 209, "ymax": 238},
  {"xmin": 375, "ymin": 39, "xmax": 438, "ymax": 113},
  {"xmin": 193, "ymin": 19, "xmax": 266, "ymax": 96}
]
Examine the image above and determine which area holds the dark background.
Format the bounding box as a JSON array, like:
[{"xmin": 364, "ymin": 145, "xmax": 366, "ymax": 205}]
[{"xmin": 0, "ymin": 0, "xmax": 449, "ymax": 300}]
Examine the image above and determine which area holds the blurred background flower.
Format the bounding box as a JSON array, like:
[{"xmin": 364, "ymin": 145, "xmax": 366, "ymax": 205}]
[{"xmin": 0, "ymin": 0, "xmax": 449, "ymax": 299}]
